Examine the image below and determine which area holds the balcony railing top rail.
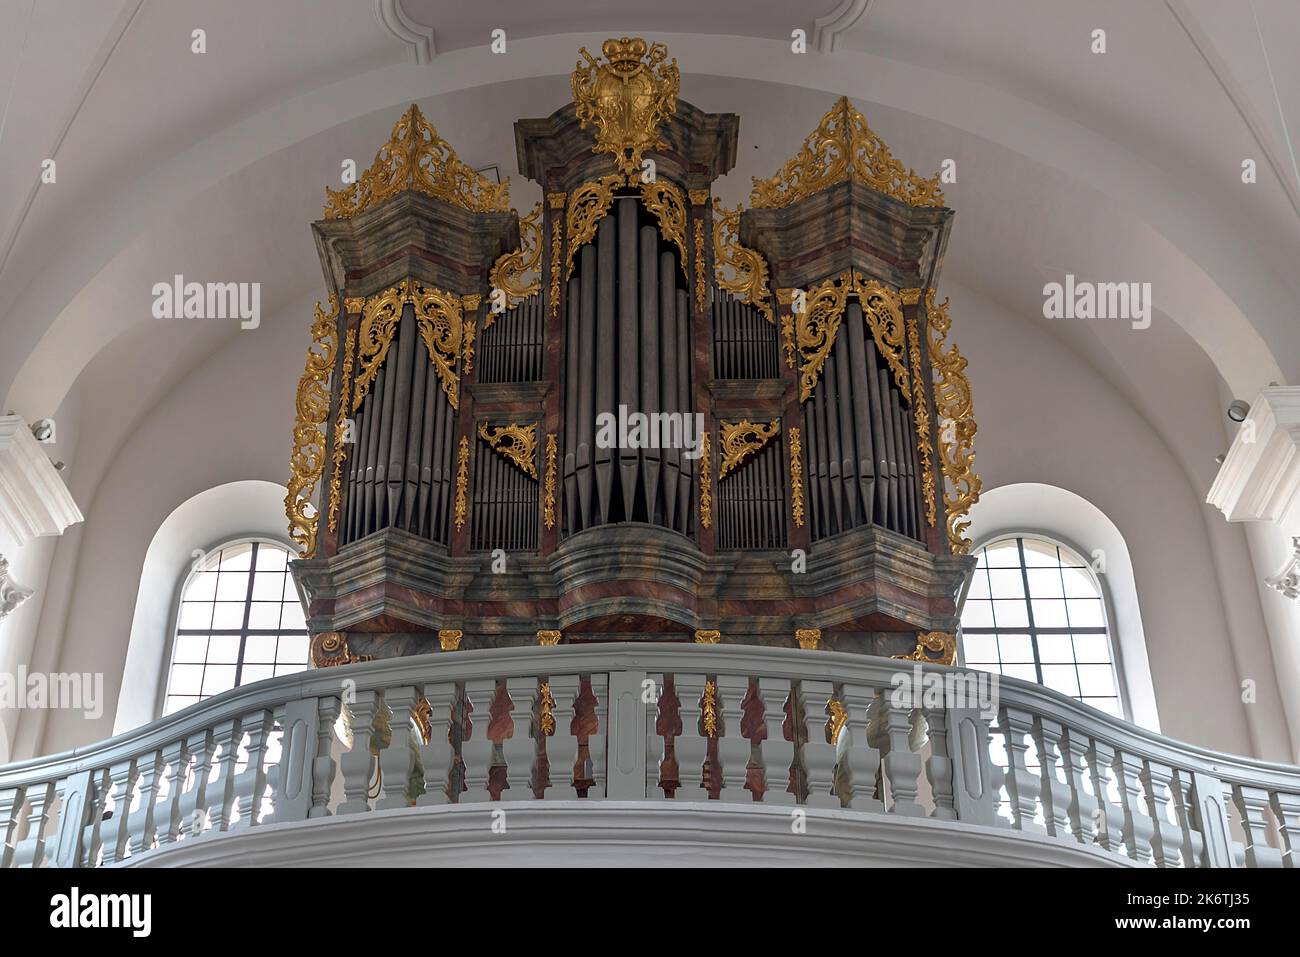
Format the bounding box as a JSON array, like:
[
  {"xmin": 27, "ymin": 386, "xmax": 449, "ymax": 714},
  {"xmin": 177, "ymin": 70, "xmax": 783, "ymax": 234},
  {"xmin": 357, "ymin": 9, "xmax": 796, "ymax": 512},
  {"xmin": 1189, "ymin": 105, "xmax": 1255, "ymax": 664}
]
[{"xmin": 2, "ymin": 643, "xmax": 1297, "ymax": 868}]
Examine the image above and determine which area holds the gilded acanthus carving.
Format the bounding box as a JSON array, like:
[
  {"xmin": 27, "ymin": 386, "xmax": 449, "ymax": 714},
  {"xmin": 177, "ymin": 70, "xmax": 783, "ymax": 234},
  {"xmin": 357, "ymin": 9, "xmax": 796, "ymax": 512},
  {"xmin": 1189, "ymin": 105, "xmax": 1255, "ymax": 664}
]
[
  {"xmin": 750, "ymin": 96, "xmax": 944, "ymax": 210},
  {"xmin": 310, "ymin": 632, "xmax": 373, "ymax": 669},
  {"xmin": 788, "ymin": 426, "xmax": 806, "ymax": 528},
  {"xmin": 542, "ymin": 433, "xmax": 558, "ymax": 528},
  {"xmin": 327, "ymin": 327, "xmax": 356, "ymax": 535},
  {"xmin": 352, "ymin": 279, "xmax": 465, "ymax": 414},
  {"xmin": 893, "ymin": 631, "xmax": 958, "ymax": 667},
  {"xmin": 454, "ymin": 435, "xmax": 470, "ymax": 530},
  {"xmin": 564, "ymin": 174, "xmax": 623, "ymax": 282},
  {"xmin": 487, "ymin": 201, "xmax": 543, "ymax": 321},
  {"xmin": 639, "ymin": 178, "xmax": 690, "ymax": 280},
  {"xmin": 323, "ymin": 104, "xmax": 509, "ymax": 219},
  {"xmin": 478, "ymin": 422, "xmax": 538, "ymax": 478},
  {"xmin": 906, "ymin": 317, "xmax": 937, "ymax": 528},
  {"xmin": 286, "ymin": 297, "xmax": 338, "ymax": 557},
  {"xmin": 926, "ymin": 290, "xmax": 981, "ymax": 554},
  {"xmin": 712, "ymin": 200, "xmax": 776, "ymax": 331},
  {"xmin": 698, "ymin": 432, "xmax": 713, "ymax": 529},
  {"xmin": 572, "ymin": 37, "xmax": 680, "ymax": 178},
  {"xmin": 718, "ymin": 418, "xmax": 781, "ymax": 479}
]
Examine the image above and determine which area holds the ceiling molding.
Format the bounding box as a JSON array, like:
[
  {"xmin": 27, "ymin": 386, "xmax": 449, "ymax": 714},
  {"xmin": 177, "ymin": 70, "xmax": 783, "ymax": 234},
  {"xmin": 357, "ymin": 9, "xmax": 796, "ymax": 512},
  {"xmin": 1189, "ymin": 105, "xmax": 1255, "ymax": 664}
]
[
  {"xmin": 812, "ymin": 0, "xmax": 872, "ymax": 54},
  {"xmin": 373, "ymin": 0, "xmax": 435, "ymax": 64}
]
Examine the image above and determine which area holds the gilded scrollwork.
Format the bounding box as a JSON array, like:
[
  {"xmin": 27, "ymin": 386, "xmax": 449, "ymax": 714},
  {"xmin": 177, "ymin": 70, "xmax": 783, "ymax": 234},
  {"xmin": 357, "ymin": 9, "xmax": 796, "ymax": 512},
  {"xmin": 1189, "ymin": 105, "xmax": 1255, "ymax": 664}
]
[
  {"xmin": 639, "ymin": 178, "xmax": 689, "ymax": 280},
  {"xmin": 564, "ymin": 174, "xmax": 623, "ymax": 282},
  {"xmin": 478, "ymin": 421, "xmax": 538, "ymax": 478},
  {"xmin": 542, "ymin": 433, "xmax": 558, "ymax": 528},
  {"xmin": 698, "ymin": 431, "xmax": 712, "ymax": 529},
  {"xmin": 351, "ymin": 278, "xmax": 465, "ymax": 413},
  {"xmin": 572, "ymin": 37, "xmax": 680, "ymax": 178},
  {"xmin": 327, "ymin": 327, "xmax": 356, "ymax": 535},
  {"xmin": 487, "ymin": 201, "xmax": 543, "ymax": 322},
  {"xmin": 788, "ymin": 425, "xmax": 806, "ymax": 528},
  {"xmin": 893, "ymin": 631, "xmax": 957, "ymax": 667},
  {"xmin": 323, "ymin": 104, "xmax": 509, "ymax": 219},
  {"xmin": 750, "ymin": 96, "xmax": 944, "ymax": 211},
  {"xmin": 712, "ymin": 200, "xmax": 776, "ymax": 330},
  {"xmin": 718, "ymin": 418, "xmax": 781, "ymax": 479},
  {"xmin": 454, "ymin": 435, "xmax": 470, "ymax": 531},
  {"xmin": 286, "ymin": 297, "xmax": 339, "ymax": 557},
  {"xmin": 906, "ymin": 317, "xmax": 937, "ymax": 528},
  {"xmin": 926, "ymin": 290, "xmax": 981, "ymax": 554}
]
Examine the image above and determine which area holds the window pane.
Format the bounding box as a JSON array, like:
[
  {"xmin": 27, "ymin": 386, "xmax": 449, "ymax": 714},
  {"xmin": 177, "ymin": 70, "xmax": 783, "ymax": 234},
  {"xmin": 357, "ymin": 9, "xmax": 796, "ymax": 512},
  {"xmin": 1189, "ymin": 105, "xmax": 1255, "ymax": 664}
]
[
  {"xmin": 247, "ymin": 602, "xmax": 282, "ymax": 629},
  {"xmin": 240, "ymin": 664, "xmax": 275, "ymax": 685},
  {"xmin": 256, "ymin": 545, "xmax": 288, "ymax": 571},
  {"xmin": 1021, "ymin": 539, "xmax": 1058, "ymax": 566},
  {"xmin": 1037, "ymin": 634, "xmax": 1075, "ymax": 663},
  {"xmin": 998, "ymin": 633, "xmax": 1034, "ymax": 663},
  {"xmin": 1040, "ymin": 664, "xmax": 1080, "ymax": 697},
  {"xmin": 986, "ymin": 569, "xmax": 1025, "ymax": 598},
  {"xmin": 1067, "ymin": 599, "xmax": 1105, "ymax": 627},
  {"xmin": 178, "ymin": 602, "xmax": 213, "ymax": 629},
  {"xmin": 1026, "ymin": 567, "xmax": 1064, "ymax": 598},
  {"xmin": 961, "ymin": 599, "xmax": 994, "ymax": 628},
  {"xmin": 963, "ymin": 634, "xmax": 999, "ymax": 663},
  {"xmin": 251, "ymin": 572, "xmax": 285, "ymax": 601},
  {"xmin": 1077, "ymin": 664, "xmax": 1116, "ymax": 697},
  {"xmin": 201, "ymin": 665, "xmax": 237, "ymax": 696},
  {"xmin": 244, "ymin": 635, "xmax": 277, "ymax": 663},
  {"xmin": 216, "ymin": 573, "xmax": 249, "ymax": 601},
  {"xmin": 172, "ymin": 634, "xmax": 208, "ymax": 663},
  {"xmin": 165, "ymin": 695, "xmax": 199, "ymax": 716},
  {"xmin": 207, "ymin": 635, "xmax": 241, "ymax": 663},
  {"xmin": 1072, "ymin": 633, "xmax": 1113, "ymax": 663},
  {"xmin": 218, "ymin": 544, "xmax": 253, "ymax": 570},
  {"xmin": 1084, "ymin": 697, "xmax": 1122, "ymax": 717},
  {"xmin": 274, "ymin": 662, "xmax": 308, "ymax": 678},
  {"xmin": 277, "ymin": 634, "xmax": 308, "ymax": 664},
  {"xmin": 211, "ymin": 602, "xmax": 245, "ymax": 629},
  {"xmin": 965, "ymin": 568, "xmax": 991, "ymax": 599},
  {"xmin": 1061, "ymin": 566, "xmax": 1099, "ymax": 598},
  {"xmin": 1058, "ymin": 544, "xmax": 1089, "ymax": 568},
  {"xmin": 984, "ymin": 541, "xmax": 1021, "ymax": 567},
  {"xmin": 992, "ymin": 599, "xmax": 1029, "ymax": 628},
  {"xmin": 1002, "ymin": 663, "xmax": 1037, "ymax": 683},
  {"xmin": 185, "ymin": 572, "xmax": 217, "ymax": 601},
  {"xmin": 169, "ymin": 664, "xmax": 204, "ymax": 695},
  {"xmin": 1031, "ymin": 598, "xmax": 1069, "ymax": 627},
  {"xmin": 279, "ymin": 601, "xmax": 307, "ymax": 631}
]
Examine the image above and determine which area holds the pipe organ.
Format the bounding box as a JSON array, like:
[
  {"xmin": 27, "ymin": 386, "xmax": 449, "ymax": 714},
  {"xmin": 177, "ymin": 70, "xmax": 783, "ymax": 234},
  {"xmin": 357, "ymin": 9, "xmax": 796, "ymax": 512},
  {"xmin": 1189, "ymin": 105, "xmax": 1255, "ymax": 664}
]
[{"xmin": 288, "ymin": 37, "xmax": 981, "ymax": 666}]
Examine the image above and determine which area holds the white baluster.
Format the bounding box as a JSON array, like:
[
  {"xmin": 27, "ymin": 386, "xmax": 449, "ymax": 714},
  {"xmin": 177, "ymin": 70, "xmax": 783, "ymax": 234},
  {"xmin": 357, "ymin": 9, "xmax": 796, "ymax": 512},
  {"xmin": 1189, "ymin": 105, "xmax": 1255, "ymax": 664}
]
[
  {"xmin": 416, "ymin": 682, "xmax": 457, "ymax": 806},
  {"xmin": 1269, "ymin": 791, "xmax": 1300, "ymax": 868},
  {"xmin": 645, "ymin": 672, "xmax": 672, "ymax": 799},
  {"xmin": 1141, "ymin": 760, "xmax": 1180, "ymax": 867},
  {"xmin": 338, "ymin": 691, "xmax": 380, "ymax": 814},
  {"xmin": 922, "ymin": 703, "xmax": 956, "ymax": 820},
  {"xmin": 839, "ymin": 682, "xmax": 883, "ymax": 812},
  {"xmin": 1168, "ymin": 768, "xmax": 1204, "ymax": 868},
  {"xmin": 544, "ymin": 675, "xmax": 581, "ymax": 799},
  {"xmin": 1233, "ymin": 784, "xmax": 1280, "ymax": 868},
  {"xmin": 460, "ymin": 678, "xmax": 497, "ymax": 803},
  {"xmin": 501, "ymin": 677, "xmax": 538, "ymax": 801},
  {"xmin": 378, "ymin": 687, "xmax": 419, "ymax": 810},
  {"xmin": 103, "ymin": 759, "xmax": 137, "ymax": 863},
  {"xmin": 154, "ymin": 740, "xmax": 190, "ymax": 846},
  {"xmin": 945, "ymin": 708, "xmax": 1004, "ymax": 827},
  {"xmin": 52, "ymin": 770, "xmax": 94, "ymax": 868},
  {"xmin": 81, "ymin": 770, "xmax": 111, "ymax": 867},
  {"xmin": 875, "ymin": 687, "xmax": 923, "ymax": 816},
  {"xmin": 673, "ymin": 673, "xmax": 708, "ymax": 800},
  {"xmin": 179, "ymin": 730, "xmax": 213, "ymax": 837},
  {"xmin": 14, "ymin": 781, "xmax": 54, "ymax": 867},
  {"xmin": 1033, "ymin": 716, "xmax": 1072, "ymax": 840},
  {"xmin": 0, "ymin": 786, "xmax": 24, "ymax": 868},
  {"xmin": 269, "ymin": 698, "xmax": 320, "ymax": 823},
  {"xmin": 716, "ymin": 675, "xmax": 750, "ymax": 803},
  {"xmin": 126, "ymin": 749, "xmax": 162, "ymax": 855},
  {"xmin": 799, "ymin": 679, "xmax": 839, "ymax": 809},
  {"xmin": 209, "ymin": 718, "xmax": 243, "ymax": 831},
  {"xmin": 757, "ymin": 677, "xmax": 795, "ymax": 806},
  {"xmin": 310, "ymin": 697, "xmax": 342, "ymax": 817},
  {"xmin": 233, "ymin": 710, "xmax": 275, "ymax": 827},
  {"xmin": 1000, "ymin": 707, "xmax": 1043, "ymax": 833},
  {"xmin": 1112, "ymin": 750, "xmax": 1155, "ymax": 864},
  {"xmin": 586, "ymin": 673, "xmax": 609, "ymax": 799},
  {"xmin": 1087, "ymin": 739, "xmax": 1121, "ymax": 852},
  {"xmin": 1060, "ymin": 727, "xmax": 1096, "ymax": 845}
]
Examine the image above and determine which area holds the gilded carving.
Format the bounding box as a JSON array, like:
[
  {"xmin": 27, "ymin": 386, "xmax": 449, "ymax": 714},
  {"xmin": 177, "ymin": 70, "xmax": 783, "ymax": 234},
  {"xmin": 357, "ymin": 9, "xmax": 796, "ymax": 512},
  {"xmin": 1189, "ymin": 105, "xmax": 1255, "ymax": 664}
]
[
  {"xmin": 718, "ymin": 418, "xmax": 781, "ymax": 479},
  {"xmin": 548, "ymin": 206, "xmax": 564, "ymax": 320},
  {"xmin": 537, "ymin": 630, "xmax": 562, "ymax": 646},
  {"xmin": 795, "ymin": 628, "xmax": 821, "ymax": 650},
  {"xmin": 825, "ymin": 698, "xmax": 848, "ymax": 745},
  {"xmin": 564, "ymin": 174, "xmax": 623, "ymax": 282},
  {"xmin": 698, "ymin": 431, "xmax": 713, "ymax": 529},
  {"xmin": 639, "ymin": 178, "xmax": 689, "ymax": 279},
  {"xmin": 750, "ymin": 96, "xmax": 944, "ymax": 210},
  {"xmin": 907, "ymin": 317, "xmax": 937, "ymax": 528},
  {"xmin": 477, "ymin": 421, "xmax": 538, "ymax": 478},
  {"xmin": 543, "ymin": 433, "xmax": 558, "ymax": 529},
  {"xmin": 788, "ymin": 426, "xmax": 806, "ymax": 528},
  {"xmin": 323, "ymin": 103, "xmax": 509, "ymax": 218},
  {"xmin": 454, "ymin": 435, "xmax": 470, "ymax": 530},
  {"xmin": 926, "ymin": 290, "xmax": 981, "ymax": 554},
  {"xmin": 352, "ymin": 278, "xmax": 464, "ymax": 413},
  {"xmin": 693, "ymin": 218, "xmax": 707, "ymax": 313},
  {"xmin": 487, "ymin": 201, "xmax": 543, "ymax": 322},
  {"xmin": 327, "ymin": 327, "xmax": 356, "ymax": 535},
  {"xmin": 701, "ymin": 679, "xmax": 719, "ymax": 737},
  {"xmin": 286, "ymin": 297, "xmax": 338, "ymax": 557},
  {"xmin": 438, "ymin": 629, "xmax": 463, "ymax": 651},
  {"xmin": 712, "ymin": 200, "xmax": 775, "ymax": 329},
  {"xmin": 893, "ymin": 631, "xmax": 957, "ymax": 666},
  {"xmin": 572, "ymin": 37, "xmax": 680, "ymax": 178},
  {"xmin": 310, "ymin": 631, "xmax": 372, "ymax": 669},
  {"xmin": 694, "ymin": 629, "xmax": 721, "ymax": 644},
  {"xmin": 539, "ymin": 682, "xmax": 557, "ymax": 735}
]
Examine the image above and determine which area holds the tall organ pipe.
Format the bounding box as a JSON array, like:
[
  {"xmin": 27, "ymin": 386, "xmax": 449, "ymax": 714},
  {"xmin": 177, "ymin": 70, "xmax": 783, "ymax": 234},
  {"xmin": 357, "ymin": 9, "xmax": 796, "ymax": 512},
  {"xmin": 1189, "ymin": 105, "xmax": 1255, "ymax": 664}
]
[{"xmin": 594, "ymin": 216, "xmax": 616, "ymax": 526}]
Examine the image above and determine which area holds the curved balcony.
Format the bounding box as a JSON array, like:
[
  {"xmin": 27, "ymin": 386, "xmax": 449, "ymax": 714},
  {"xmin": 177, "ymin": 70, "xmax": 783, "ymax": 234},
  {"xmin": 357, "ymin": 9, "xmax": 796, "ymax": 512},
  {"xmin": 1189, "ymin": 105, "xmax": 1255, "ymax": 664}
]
[{"xmin": 1, "ymin": 644, "xmax": 1297, "ymax": 868}]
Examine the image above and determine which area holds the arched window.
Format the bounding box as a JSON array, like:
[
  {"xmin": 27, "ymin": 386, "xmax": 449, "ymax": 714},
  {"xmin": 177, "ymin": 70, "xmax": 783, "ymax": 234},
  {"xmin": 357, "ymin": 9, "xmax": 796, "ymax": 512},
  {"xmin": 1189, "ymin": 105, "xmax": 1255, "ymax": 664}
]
[
  {"xmin": 959, "ymin": 535, "xmax": 1122, "ymax": 717},
  {"xmin": 162, "ymin": 539, "xmax": 309, "ymax": 715}
]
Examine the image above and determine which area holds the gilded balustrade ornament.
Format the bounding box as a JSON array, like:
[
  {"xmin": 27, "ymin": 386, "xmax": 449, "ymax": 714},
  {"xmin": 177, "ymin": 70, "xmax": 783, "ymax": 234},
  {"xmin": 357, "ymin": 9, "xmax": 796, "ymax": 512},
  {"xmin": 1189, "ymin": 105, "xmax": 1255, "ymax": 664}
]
[
  {"xmin": 323, "ymin": 103, "xmax": 509, "ymax": 219},
  {"xmin": 413, "ymin": 698, "xmax": 432, "ymax": 744},
  {"xmin": 787, "ymin": 426, "xmax": 806, "ymax": 528},
  {"xmin": 717, "ymin": 418, "xmax": 781, "ymax": 479},
  {"xmin": 454, "ymin": 435, "xmax": 470, "ymax": 530},
  {"xmin": 477, "ymin": 422, "xmax": 538, "ymax": 478},
  {"xmin": 825, "ymin": 698, "xmax": 848, "ymax": 745},
  {"xmin": 326, "ymin": 327, "xmax": 356, "ymax": 535},
  {"xmin": 750, "ymin": 96, "xmax": 944, "ymax": 211},
  {"xmin": 926, "ymin": 290, "xmax": 981, "ymax": 554},
  {"xmin": 539, "ymin": 682, "xmax": 557, "ymax": 735},
  {"xmin": 712, "ymin": 200, "xmax": 776, "ymax": 333},
  {"xmin": 906, "ymin": 317, "xmax": 938, "ymax": 528},
  {"xmin": 893, "ymin": 631, "xmax": 957, "ymax": 667},
  {"xmin": 286, "ymin": 297, "xmax": 339, "ymax": 557},
  {"xmin": 351, "ymin": 278, "xmax": 465, "ymax": 413},
  {"xmin": 784, "ymin": 270, "xmax": 908, "ymax": 403},
  {"xmin": 487, "ymin": 201, "xmax": 543, "ymax": 321},
  {"xmin": 542, "ymin": 433, "xmax": 558, "ymax": 528},
  {"xmin": 701, "ymin": 679, "xmax": 719, "ymax": 737},
  {"xmin": 572, "ymin": 37, "xmax": 680, "ymax": 178}
]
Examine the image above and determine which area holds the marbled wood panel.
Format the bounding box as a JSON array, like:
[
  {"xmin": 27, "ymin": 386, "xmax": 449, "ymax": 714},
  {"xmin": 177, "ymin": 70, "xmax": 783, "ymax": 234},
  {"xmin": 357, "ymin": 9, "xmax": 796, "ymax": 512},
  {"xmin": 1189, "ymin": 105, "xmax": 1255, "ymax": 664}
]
[
  {"xmin": 740, "ymin": 180, "xmax": 953, "ymax": 293},
  {"xmin": 313, "ymin": 191, "xmax": 518, "ymax": 300},
  {"xmin": 515, "ymin": 100, "xmax": 738, "ymax": 195},
  {"xmin": 291, "ymin": 523, "xmax": 972, "ymax": 652}
]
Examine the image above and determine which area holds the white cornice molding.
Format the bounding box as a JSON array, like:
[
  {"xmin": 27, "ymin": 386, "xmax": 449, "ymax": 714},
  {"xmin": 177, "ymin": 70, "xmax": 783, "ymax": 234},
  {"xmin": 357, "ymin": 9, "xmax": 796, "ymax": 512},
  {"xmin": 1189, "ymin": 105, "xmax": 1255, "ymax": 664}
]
[
  {"xmin": 0, "ymin": 414, "xmax": 83, "ymax": 552},
  {"xmin": 1207, "ymin": 386, "xmax": 1300, "ymax": 528},
  {"xmin": 812, "ymin": 0, "xmax": 873, "ymax": 54},
  {"xmin": 374, "ymin": 0, "xmax": 435, "ymax": 65}
]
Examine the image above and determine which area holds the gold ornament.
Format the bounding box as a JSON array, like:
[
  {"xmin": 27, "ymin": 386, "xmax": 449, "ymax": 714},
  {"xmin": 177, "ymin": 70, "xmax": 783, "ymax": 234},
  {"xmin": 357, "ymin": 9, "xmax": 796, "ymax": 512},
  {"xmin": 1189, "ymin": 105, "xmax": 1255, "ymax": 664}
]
[
  {"xmin": 693, "ymin": 217, "xmax": 707, "ymax": 313},
  {"xmin": 564, "ymin": 174, "xmax": 623, "ymax": 282},
  {"xmin": 537, "ymin": 630, "xmax": 562, "ymax": 646},
  {"xmin": 539, "ymin": 682, "xmax": 557, "ymax": 736},
  {"xmin": 907, "ymin": 317, "xmax": 937, "ymax": 528},
  {"xmin": 310, "ymin": 632, "xmax": 372, "ymax": 669},
  {"xmin": 438, "ymin": 629, "xmax": 463, "ymax": 652},
  {"xmin": 352, "ymin": 279, "xmax": 465, "ymax": 413},
  {"xmin": 487, "ymin": 201, "xmax": 543, "ymax": 322},
  {"xmin": 788, "ymin": 426, "xmax": 806, "ymax": 528},
  {"xmin": 698, "ymin": 431, "xmax": 713, "ymax": 529},
  {"xmin": 543, "ymin": 433, "xmax": 558, "ymax": 528},
  {"xmin": 454, "ymin": 435, "xmax": 470, "ymax": 530},
  {"xmin": 795, "ymin": 627, "xmax": 821, "ymax": 650},
  {"xmin": 926, "ymin": 290, "xmax": 981, "ymax": 554},
  {"xmin": 286, "ymin": 298, "xmax": 338, "ymax": 557},
  {"xmin": 694, "ymin": 629, "xmax": 721, "ymax": 644},
  {"xmin": 701, "ymin": 679, "xmax": 719, "ymax": 738},
  {"xmin": 572, "ymin": 37, "xmax": 680, "ymax": 178},
  {"xmin": 825, "ymin": 698, "xmax": 848, "ymax": 744},
  {"xmin": 718, "ymin": 418, "xmax": 781, "ymax": 479},
  {"xmin": 750, "ymin": 96, "xmax": 944, "ymax": 210},
  {"xmin": 327, "ymin": 327, "xmax": 356, "ymax": 535},
  {"xmin": 323, "ymin": 104, "xmax": 508, "ymax": 219},
  {"xmin": 477, "ymin": 422, "xmax": 538, "ymax": 478},
  {"xmin": 639, "ymin": 178, "xmax": 689, "ymax": 280},
  {"xmin": 548, "ymin": 205, "xmax": 564, "ymax": 320},
  {"xmin": 893, "ymin": 631, "xmax": 957, "ymax": 666},
  {"xmin": 712, "ymin": 200, "xmax": 775, "ymax": 330}
]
